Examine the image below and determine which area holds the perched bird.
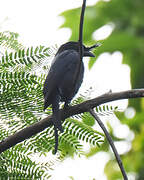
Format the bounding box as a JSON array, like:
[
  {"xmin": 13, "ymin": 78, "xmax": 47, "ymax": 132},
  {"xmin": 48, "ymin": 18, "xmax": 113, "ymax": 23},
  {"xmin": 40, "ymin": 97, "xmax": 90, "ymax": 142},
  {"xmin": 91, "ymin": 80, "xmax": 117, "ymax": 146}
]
[{"xmin": 43, "ymin": 41, "xmax": 99, "ymax": 153}]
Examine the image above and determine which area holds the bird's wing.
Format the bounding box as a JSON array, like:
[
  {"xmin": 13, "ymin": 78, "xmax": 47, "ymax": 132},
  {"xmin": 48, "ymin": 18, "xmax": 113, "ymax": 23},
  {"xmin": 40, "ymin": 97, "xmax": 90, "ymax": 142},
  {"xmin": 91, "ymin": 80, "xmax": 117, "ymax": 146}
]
[{"xmin": 43, "ymin": 50, "xmax": 79, "ymax": 104}]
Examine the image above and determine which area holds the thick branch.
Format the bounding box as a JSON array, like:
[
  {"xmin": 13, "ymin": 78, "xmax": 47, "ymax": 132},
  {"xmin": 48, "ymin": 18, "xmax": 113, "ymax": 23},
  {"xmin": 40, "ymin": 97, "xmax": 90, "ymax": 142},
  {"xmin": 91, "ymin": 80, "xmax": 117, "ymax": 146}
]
[{"xmin": 0, "ymin": 89, "xmax": 144, "ymax": 153}]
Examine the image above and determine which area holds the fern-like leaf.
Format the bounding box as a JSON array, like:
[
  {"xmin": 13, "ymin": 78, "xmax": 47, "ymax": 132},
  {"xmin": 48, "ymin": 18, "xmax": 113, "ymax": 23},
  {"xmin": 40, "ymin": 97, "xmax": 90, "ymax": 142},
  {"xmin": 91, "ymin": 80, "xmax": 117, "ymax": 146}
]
[
  {"xmin": 95, "ymin": 104, "xmax": 119, "ymax": 116},
  {"xmin": 63, "ymin": 118, "xmax": 104, "ymax": 147},
  {"xmin": 0, "ymin": 46, "xmax": 51, "ymax": 71},
  {"xmin": 0, "ymin": 31, "xmax": 23, "ymax": 51},
  {"xmin": 0, "ymin": 147, "xmax": 51, "ymax": 179}
]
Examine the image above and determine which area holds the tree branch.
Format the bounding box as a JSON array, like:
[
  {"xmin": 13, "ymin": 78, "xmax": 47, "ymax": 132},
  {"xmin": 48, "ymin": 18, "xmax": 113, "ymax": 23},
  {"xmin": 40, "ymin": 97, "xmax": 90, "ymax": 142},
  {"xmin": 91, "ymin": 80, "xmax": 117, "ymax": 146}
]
[
  {"xmin": 89, "ymin": 109, "xmax": 128, "ymax": 180},
  {"xmin": 0, "ymin": 89, "xmax": 144, "ymax": 153}
]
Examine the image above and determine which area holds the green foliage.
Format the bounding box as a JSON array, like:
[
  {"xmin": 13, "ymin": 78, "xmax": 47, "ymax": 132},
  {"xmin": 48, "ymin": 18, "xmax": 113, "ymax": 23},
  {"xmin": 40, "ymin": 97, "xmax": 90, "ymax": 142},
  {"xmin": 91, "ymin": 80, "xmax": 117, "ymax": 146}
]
[
  {"xmin": 82, "ymin": 112, "xmax": 95, "ymax": 126},
  {"xmin": 0, "ymin": 147, "xmax": 51, "ymax": 179},
  {"xmin": 0, "ymin": 31, "xmax": 23, "ymax": 51},
  {"xmin": 65, "ymin": 118, "xmax": 103, "ymax": 145},
  {"xmin": 0, "ymin": 36, "xmax": 53, "ymax": 177},
  {"xmin": 0, "ymin": 46, "xmax": 50, "ymax": 72}
]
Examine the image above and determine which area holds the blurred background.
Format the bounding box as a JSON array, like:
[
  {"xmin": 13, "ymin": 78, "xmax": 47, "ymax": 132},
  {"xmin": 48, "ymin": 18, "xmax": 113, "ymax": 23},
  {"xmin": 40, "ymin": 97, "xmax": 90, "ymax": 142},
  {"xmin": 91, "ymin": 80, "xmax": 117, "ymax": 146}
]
[{"xmin": 0, "ymin": 0, "xmax": 144, "ymax": 179}]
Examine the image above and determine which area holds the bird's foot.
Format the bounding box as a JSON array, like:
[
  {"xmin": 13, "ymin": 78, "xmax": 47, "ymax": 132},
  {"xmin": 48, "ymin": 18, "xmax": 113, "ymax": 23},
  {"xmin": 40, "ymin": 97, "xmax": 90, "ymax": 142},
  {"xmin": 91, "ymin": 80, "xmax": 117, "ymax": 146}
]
[{"xmin": 64, "ymin": 103, "xmax": 70, "ymax": 109}]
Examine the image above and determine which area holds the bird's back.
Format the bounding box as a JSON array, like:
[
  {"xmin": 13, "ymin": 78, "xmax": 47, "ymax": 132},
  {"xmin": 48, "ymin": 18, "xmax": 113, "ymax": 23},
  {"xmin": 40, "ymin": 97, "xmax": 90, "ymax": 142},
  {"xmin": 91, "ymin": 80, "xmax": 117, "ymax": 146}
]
[
  {"xmin": 43, "ymin": 49, "xmax": 84, "ymax": 109},
  {"xmin": 58, "ymin": 52, "xmax": 84, "ymax": 103}
]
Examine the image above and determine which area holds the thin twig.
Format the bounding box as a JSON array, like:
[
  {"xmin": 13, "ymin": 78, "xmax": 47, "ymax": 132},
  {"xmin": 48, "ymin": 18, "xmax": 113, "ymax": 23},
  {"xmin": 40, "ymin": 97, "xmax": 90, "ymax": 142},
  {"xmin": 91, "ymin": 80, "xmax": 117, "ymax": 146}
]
[{"xmin": 89, "ymin": 109, "xmax": 128, "ymax": 180}]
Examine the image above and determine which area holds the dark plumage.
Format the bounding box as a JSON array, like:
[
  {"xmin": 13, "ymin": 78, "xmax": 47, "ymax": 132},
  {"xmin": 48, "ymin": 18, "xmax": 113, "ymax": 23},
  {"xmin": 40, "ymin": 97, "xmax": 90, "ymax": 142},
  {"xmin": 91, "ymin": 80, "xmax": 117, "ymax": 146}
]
[{"xmin": 43, "ymin": 41, "xmax": 98, "ymax": 153}]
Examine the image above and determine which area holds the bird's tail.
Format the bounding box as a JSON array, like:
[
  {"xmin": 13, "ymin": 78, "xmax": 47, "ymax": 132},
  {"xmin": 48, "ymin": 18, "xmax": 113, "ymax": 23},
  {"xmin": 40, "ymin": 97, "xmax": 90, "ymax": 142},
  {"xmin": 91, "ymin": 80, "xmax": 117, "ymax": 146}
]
[
  {"xmin": 53, "ymin": 126, "xmax": 58, "ymax": 154},
  {"xmin": 52, "ymin": 99, "xmax": 63, "ymax": 132},
  {"xmin": 52, "ymin": 94, "xmax": 63, "ymax": 153}
]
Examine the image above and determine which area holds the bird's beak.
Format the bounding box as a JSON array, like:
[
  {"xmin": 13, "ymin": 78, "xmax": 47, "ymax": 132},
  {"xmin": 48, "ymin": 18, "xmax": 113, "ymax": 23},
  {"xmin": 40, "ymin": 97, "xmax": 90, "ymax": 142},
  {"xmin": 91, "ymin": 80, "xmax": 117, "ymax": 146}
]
[
  {"xmin": 84, "ymin": 43, "xmax": 101, "ymax": 57},
  {"xmin": 84, "ymin": 51, "xmax": 95, "ymax": 57}
]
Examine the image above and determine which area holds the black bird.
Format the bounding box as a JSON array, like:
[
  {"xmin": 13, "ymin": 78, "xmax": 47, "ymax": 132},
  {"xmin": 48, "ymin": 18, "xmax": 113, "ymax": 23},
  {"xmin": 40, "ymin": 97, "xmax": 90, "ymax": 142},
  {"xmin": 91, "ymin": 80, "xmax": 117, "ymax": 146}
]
[{"xmin": 43, "ymin": 41, "xmax": 99, "ymax": 153}]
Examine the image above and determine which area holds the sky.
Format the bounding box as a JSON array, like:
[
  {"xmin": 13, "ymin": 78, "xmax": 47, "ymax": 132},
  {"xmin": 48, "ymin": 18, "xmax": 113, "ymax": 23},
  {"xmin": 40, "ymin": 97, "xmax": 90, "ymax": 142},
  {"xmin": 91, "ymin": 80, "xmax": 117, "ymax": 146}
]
[
  {"xmin": 0, "ymin": 0, "xmax": 132, "ymax": 179},
  {"xmin": 0, "ymin": 0, "xmax": 97, "ymax": 46}
]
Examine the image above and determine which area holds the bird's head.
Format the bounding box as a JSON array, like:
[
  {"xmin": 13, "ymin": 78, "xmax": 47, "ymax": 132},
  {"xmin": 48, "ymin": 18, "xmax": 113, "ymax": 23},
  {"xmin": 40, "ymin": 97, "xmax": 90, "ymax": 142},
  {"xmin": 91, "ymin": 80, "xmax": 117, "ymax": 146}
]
[{"xmin": 56, "ymin": 41, "xmax": 100, "ymax": 57}]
